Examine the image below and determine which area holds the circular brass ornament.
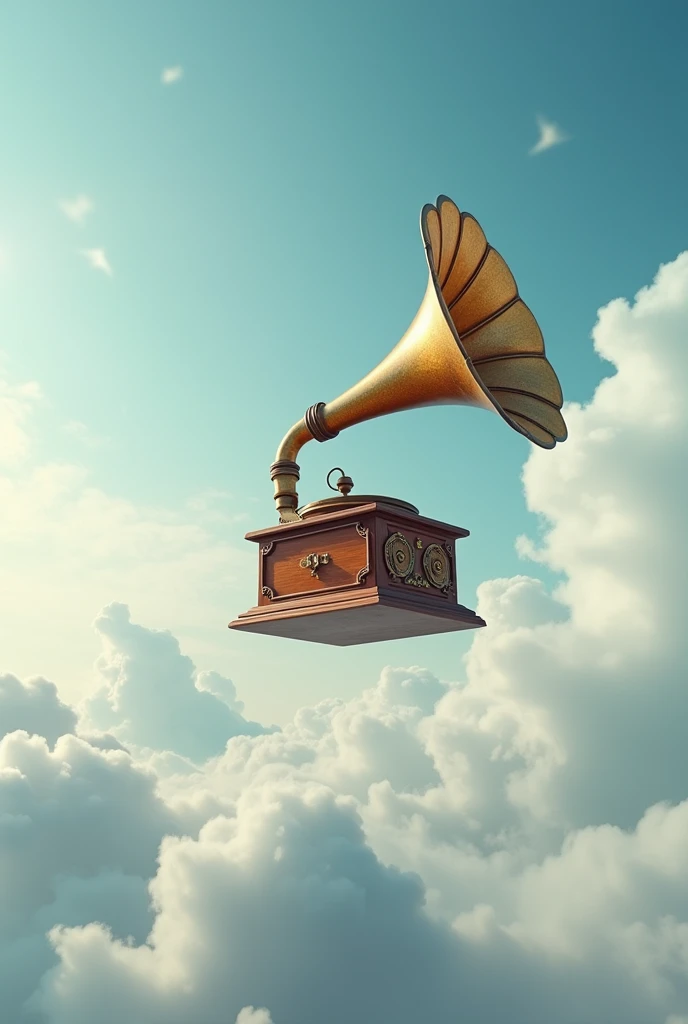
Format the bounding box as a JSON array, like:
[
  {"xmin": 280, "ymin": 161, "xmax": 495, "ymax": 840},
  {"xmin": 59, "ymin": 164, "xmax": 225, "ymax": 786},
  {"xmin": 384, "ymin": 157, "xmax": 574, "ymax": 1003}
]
[
  {"xmin": 423, "ymin": 543, "xmax": 451, "ymax": 589},
  {"xmin": 384, "ymin": 532, "xmax": 415, "ymax": 579}
]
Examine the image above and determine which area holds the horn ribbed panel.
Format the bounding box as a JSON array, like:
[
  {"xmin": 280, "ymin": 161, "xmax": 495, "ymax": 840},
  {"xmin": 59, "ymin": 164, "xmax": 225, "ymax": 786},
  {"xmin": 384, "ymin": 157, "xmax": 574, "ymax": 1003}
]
[
  {"xmin": 450, "ymin": 249, "xmax": 518, "ymax": 336},
  {"xmin": 490, "ymin": 390, "xmax": 567, "ymax": 440},
  {"xmin": 477, "ymin": 356, "xmax": 563, "ymax": 407},
  {"xmin": 421, "ymin": 195, "xmax": 567, "ymax": 448},
  {"xmin": 508, "ymin": 417, "xmax": 556, "ymax": 448},
  {"xmin": 463, "ymin": 300, "xmax": 544, "ymax": 361},
  {"xmin": 441, "ymin": 215, "xmax": 487, "ymax": 307},
  {"xmin": 437, "ymin": 197, "xmax": 461, "ymax": 285}
]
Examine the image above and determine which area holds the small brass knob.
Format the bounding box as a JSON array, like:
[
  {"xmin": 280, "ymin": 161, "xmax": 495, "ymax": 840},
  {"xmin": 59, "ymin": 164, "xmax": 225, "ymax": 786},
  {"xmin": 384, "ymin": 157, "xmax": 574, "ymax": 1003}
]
[{"xmin": 327, "ymin": 467, "xmax": 354, "ymax": 496}]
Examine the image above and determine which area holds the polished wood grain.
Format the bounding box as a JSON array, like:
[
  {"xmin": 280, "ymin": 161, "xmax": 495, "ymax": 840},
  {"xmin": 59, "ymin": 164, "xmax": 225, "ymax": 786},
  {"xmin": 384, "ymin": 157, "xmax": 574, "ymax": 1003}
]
[{"xmin": 261, "ymin": 520, "xmax": 369, "ymax": 603}]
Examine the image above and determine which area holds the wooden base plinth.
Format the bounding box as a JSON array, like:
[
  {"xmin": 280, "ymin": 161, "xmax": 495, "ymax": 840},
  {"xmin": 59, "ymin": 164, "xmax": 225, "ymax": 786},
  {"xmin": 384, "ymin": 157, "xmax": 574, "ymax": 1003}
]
[
  {"xmin": 230, "ymin": 587, "xmax": 485, "ymax": 646},
  {"xmin": 229, "ymin": 500, "xmax": 486, "ymax": 646}
]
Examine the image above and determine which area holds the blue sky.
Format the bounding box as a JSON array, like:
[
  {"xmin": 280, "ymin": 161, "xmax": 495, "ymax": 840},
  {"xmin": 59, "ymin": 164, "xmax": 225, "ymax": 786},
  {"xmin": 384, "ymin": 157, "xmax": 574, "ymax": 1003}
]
[
  {"xmin": 4, "ymin": 5, "xmax": 688, "ymax": 1024},
  {"xmin": 1, "ymin": 0, "xmax": 687, "ymax": 721}
]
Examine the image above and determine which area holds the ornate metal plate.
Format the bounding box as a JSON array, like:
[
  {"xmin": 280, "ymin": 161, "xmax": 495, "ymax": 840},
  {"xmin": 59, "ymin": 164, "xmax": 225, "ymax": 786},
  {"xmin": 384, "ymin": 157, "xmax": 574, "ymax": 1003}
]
[
  {"xmin": 423, "ymin": 543, "xmax": 451, "ymax": 589},
  {"xmin": 384, "ymin": 532, "xmax": 415, "ymax": 579}
]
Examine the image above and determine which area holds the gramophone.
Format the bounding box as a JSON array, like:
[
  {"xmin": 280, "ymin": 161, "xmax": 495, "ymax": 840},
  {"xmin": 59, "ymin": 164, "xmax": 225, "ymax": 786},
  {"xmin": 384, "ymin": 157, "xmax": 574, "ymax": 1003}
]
[{"xmin": 229, "ymin": 196, "xmax": 566, "ymax": 645}]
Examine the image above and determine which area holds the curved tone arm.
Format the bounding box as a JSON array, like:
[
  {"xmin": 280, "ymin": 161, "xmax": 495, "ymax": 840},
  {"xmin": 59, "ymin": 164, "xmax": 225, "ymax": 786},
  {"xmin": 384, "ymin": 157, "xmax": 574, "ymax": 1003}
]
[
  {"xmin": 270, "ymin": 402, "xmax": 340, "ymax": 523},
  {"xmin": 269, "ymin": 419, "xmax": 311, "ymax": 523}
]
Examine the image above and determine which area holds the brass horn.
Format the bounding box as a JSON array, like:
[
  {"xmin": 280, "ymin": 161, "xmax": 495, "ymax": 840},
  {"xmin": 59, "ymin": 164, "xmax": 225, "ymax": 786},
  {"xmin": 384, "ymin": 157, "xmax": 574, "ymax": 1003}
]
[{"xmin": 271, "ymin": 195, "xmax": 567, "ymax": 523}]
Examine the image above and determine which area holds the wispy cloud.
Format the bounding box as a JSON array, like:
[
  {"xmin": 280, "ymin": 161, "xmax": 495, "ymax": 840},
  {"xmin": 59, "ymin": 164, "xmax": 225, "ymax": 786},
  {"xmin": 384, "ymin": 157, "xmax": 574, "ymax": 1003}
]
[
  {"xmin": 0, "ymin": 376, "xmax": 41, "ymax": 466},
  {"xmin": 62, "ymin": 420, "xmax": 111, "ymax": 449},
  {"xmin": 161, "ymin": 65, "xmax": 184, "ymax": 85},
  {"xmin": 529, "ymin": 114, "xmax": 570, "ymax": 155},
  {"xmin": 0, "ymin": 368, "xmax": 250, "ymax": 704},
  {"xmin": 59, "ymin": 195, "xmax": 94, "ymax": 225},
  {"xmin": 81, "ymin": 248, "xmax": 112, "ymax": 276}
]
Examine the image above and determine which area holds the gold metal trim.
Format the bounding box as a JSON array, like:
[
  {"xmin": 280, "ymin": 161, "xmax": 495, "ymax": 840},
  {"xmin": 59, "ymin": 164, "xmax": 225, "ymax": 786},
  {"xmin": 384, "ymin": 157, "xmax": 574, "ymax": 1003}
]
[
  {"xmin": 384, "ymin": 532, "xmax": 415, "ymax": 580},
  {"xmin": 423, "ymin": 543, "xmax": 451, "ymax": 589},
  {"xmin": 299, "ymin": 552, "xmax": 330, "ymax": 578},
  {"xmin": 405, "ymin": 573, "xmax": 430, "ymax": 589}
]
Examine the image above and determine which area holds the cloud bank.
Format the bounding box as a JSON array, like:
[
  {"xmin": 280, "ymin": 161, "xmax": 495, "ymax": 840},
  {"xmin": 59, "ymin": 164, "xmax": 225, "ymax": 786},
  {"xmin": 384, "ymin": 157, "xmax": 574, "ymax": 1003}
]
[
  {"xmin": 81, "ymin": 601, "xmax": 270, "ymax": 763},
  {"xmin": 2, "ymin": 252, "xmax": 688, "ymax": 1023},
  {"xmin": 0, "ymin": 369, "xmax": 250, "ymax": 693}
]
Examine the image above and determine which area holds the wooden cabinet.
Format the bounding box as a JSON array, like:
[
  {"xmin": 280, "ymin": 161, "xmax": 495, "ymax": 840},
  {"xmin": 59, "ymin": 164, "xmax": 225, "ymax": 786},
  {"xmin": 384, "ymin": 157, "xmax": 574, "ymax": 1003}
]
[
  {"xmin": 260, "ymin": 519, "xmax": 371, "ymax": 603},
  {"xmin": 230, "ymin": 501, "xmax": 485, "ymax": 646}
]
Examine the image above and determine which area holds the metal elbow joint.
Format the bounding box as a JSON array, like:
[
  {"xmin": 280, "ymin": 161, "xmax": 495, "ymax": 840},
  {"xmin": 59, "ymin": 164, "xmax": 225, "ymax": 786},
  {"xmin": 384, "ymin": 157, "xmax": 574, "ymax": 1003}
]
[{"xmin": 270, "ymin": 403, "xmax": 340, "ymax": 523}]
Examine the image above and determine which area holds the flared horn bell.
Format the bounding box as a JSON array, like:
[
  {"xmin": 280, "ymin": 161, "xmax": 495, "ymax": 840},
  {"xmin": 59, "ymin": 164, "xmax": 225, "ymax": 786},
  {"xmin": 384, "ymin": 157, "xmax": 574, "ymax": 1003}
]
[
  {"xmin": 271, "ymin": 195, "xmax": 567, "ymax": 521},
  {"xmin": 419, "ymin": 195, "xmax": 567, "ymax": 448}
]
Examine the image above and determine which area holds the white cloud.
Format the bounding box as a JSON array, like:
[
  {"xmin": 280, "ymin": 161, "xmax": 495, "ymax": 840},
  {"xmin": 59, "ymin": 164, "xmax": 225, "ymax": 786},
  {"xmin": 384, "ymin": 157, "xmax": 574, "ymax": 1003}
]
[
  {"xmin": 185, "ymin": 488, "xmax": 248, "ymax": 527},
  {"xmin": 236, "ymin": 1010, "xmax": 274, "ymax": 1024},
  {"xmin": 3, "ymin": 251, "xmax": 688, "ymax": 1022},
  {"xmin": 81, "ymin": 248, "xmax": 112, "ymax": 275},
  {"xmin": 81, "ymin": 602, "xmax": 270, "ymax": 763},
  {"xmin": 34, "ymin": 780, "xmax": 474, "ymax": 1024},
  {"xmin": 0, "ymin": 727, "xmax": 180, "ymax": 1022},
  {"xmin": 0, "ymin": 380, "xmax": 252, "ymax": 696},
  {"xmin": 161, "ymin": 66, "xmax": 183, "ymax": 85},
  {"xmin": 0, "ymin": 673, "xmax": 77, "ymax": 747},
  {"xmin": 62, "ymin": 419, "xmax": 110, "ymax": 449},
  {"xmin": 0, "ymin": 377, "xmax": 41, "ymax": 466},
  {"xmin": 529, "ymin": 113, "xmax": 570, "ymax": 155},
  {"xmin": 59, "ymin": 195, "xmax": 94, "ymax": 225}
]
